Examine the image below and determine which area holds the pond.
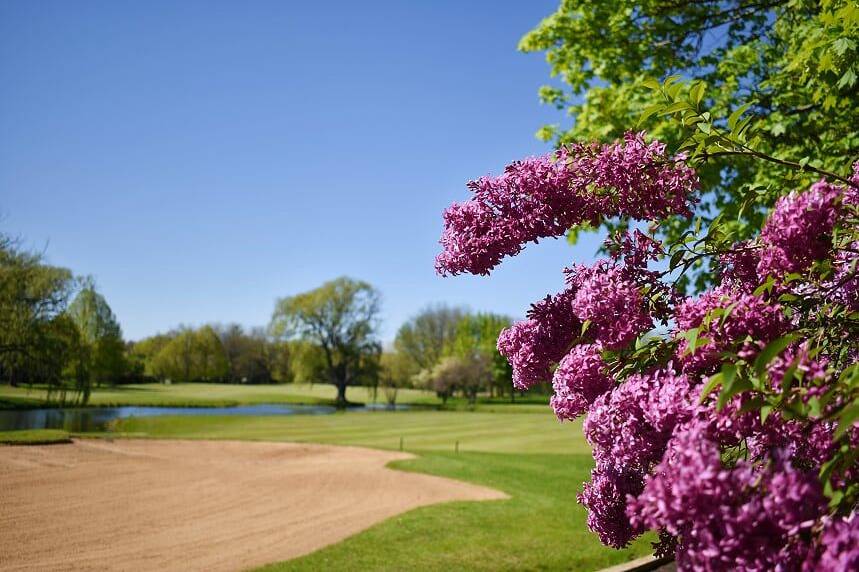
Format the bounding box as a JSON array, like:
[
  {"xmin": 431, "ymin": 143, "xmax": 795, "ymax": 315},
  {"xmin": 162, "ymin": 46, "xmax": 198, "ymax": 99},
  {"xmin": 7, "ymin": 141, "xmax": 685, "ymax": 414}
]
[{"xmin": 0, "ymin": 402, "xmax": 409, "ymax": 432}]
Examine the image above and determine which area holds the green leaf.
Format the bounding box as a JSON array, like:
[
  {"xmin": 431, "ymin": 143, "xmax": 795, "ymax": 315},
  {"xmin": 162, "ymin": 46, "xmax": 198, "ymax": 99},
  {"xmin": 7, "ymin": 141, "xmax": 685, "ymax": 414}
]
[
  {"xmin": 581, "ymin": 319, "xmax": 592, "ymax": 337},
  {"xmin": 681, "ymin": 327, "xmax": 700, "ymax": 355},
  {"xmin": 689, "ymin": 81, "xmax": 706, "ymax": 106},
  {"xmin": 728, "ymin": 103, "xmax": 752, "ymax": 130},
  {"xmin": 738, "ymin": 397, "xmax": 766, "ymax": 414},
  {"xmin": 835, "ymin": 401, "xmax": 859, "ymax": 440},
  {"xmin": 638, "ymin": 103, "xmax": 665, "ymax": 125},
  {"xmin": 718, "ymin": 370, "xmax": 752, "ymax": 410},
  {"xmin": 641, "ymin": 78, "xmax": 662, "ymax": 91},
  {"xmin": 754, "ymin": 334, "xmax": 797, "ymax": 377},
  {"xmin": 833, "ymin": 37, "xmax": 855, "ymax": 57},
  {"xmin": 662, "ymin": 101, "xmax": 692, "ymax": 114},
  {"xmin": 700, "ymin": 370, "xmax": 725, "ymax": 403},
  {"xmin": 760, "ymin": 404, "xmax": 773, "ymax": 423},
  {"xmin": 837, "ymin": 67, "xmax": 857, "ymax": 90},
  {"xmin": 753, "ymin": 275, "xmax": 776, "ymax": 296},
  {"xmin": 663, "ymin": 74, "xmax": 682, "ymax": 88}
]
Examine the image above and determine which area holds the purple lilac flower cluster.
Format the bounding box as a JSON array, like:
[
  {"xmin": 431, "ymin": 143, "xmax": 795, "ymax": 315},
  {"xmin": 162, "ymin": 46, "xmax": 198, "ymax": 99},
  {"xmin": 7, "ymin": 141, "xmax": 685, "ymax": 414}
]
[
  {"xmin": 435, "ymin": 132, "xmax": 698, "ymax": 276},
  {"xmin": 809, "ymin": 513, "xmax": 859, "ymax": 571},
  {"xmin": 569, "ymin": 263, "xmax": 654, "ymax": 350},
  {"xmin": 496, "ymin": 288, "xmax": 581, "ymax": 390},
  {"xmin": 629, "ymin": 423, "xmax": 828, "ymax": 571},
  {"xmin": 550, "ymin": 344, "xmax": 612, "ymax": 420},
  {"xmin": 578, "ymin": 462, "xmax": 645, "ymax": 548},
  {"xmin": 673, "ymin": 285, "xmax": 789, "ymax": 374},
  {"xmin": 437, "ymin": 134, "xmax": 859, "ymax": 569},
  {"xmin": 757, "ymin": 181, "xmax": 841, "ymax": 280},
  {"xmin": 585, "ymin": 368, "xmax": 694, "ymax": 470}
]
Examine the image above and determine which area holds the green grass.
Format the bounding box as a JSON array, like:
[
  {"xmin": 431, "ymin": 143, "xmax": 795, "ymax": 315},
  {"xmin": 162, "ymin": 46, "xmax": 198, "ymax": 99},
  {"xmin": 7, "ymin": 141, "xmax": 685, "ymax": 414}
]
[
  {"xmin": 0, "ymin": 429, "xmax": 71, "ymax": 445},
  {"xmin": 0, "ymin": 382, "xmax": 551, "ymax": 412},
  {"xmin": 107, "ymin": 410, "xmax": 652, "ymax": 570},
  {"xmin": 111, "ymin": 410, "xmax": 586, "ymax": 453},
  {"xmin": 265, "ymin": 452, "xmax": 652, "ymax": 572}
]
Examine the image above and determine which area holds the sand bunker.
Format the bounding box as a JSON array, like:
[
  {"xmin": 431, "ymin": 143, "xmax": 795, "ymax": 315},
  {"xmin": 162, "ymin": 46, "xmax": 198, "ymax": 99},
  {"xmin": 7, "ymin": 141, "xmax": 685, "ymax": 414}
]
[{"xmin": 0, "ymin": 439, "xmax": 506, "ymax": 571}]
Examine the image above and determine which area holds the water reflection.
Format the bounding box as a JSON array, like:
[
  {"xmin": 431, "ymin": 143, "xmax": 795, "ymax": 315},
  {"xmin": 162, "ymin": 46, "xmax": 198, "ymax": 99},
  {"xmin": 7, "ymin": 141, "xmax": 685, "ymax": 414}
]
[{"xmin": 0, "ymin": 402, "xmax": 408, "ymax": 432}]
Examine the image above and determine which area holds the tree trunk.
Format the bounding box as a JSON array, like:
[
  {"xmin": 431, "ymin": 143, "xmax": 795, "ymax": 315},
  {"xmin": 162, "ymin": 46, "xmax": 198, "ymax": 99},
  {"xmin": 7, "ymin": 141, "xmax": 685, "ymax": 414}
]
[{"xmin": 335, "ymin": 382, "xmax": 347, "ymax": 408}]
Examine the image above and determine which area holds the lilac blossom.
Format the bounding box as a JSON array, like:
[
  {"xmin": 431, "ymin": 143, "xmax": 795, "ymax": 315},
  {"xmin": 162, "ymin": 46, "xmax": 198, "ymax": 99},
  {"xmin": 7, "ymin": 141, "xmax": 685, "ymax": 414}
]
[
  {"xmin": 719, "ymin": 241, "xmax": 761, "ymax": 292},
  {"xmin": 757, "ymin": 180, "xmax": 840, "ymax": 279},
  {"xmin": 550, "ymin": 344, "xmax": 613, "ymax": 420},
  {"xmin": 436, "ymin": 131, "xmax": 858, "ymax": 568},
  {"xmin": 768, "ymin": 342, "xmax": 829, "ymax": 392},
  {"xmin": 584, "ymin": 367, "xmax": 695, "ymax": 470},
  {"xmin": 435, "ymin": 132, "xmax": 698, "ymax": 276},
  {"xmin": 629, "ymin": 423, "xmax": 827, "ymax": 571},
  {"xmin": 497, "ymin": 287, "xmax": 580, "ymax": 390},
  {"xmin": 674, "ymin": 285, "xmax": 788, "ymax": 374},
  {"xmin": 806, "ymin": 513, "xmax": 859, "ymax": 572},
  {"xmin": 569, "ymin": 263, "xmax": 654, "ymax": 350},
  {"xmin": 578, "ymin": 462, "xmax": 645, "ymax": 548}
]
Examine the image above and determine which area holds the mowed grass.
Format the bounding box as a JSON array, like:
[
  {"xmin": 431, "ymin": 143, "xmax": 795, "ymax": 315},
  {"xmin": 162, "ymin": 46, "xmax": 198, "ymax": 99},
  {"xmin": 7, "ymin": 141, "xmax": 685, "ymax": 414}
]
[
  {"xmin": 112, "ymin": 410, "xmax": 586, "ymax": 453},
  {"xmin": 0, "ymin": 429, "xmax": 71, "ymax": 445},
  {"xmin": 109, "ymin": 410, "xmax": 653, "ymax": 570},
  {"xmin": 266, "ymin": 452, "xmax": 653, "ymax": 572},
  {"xmin": 0, "ymin": 382, "xmax": 450, "ymax": 410}
]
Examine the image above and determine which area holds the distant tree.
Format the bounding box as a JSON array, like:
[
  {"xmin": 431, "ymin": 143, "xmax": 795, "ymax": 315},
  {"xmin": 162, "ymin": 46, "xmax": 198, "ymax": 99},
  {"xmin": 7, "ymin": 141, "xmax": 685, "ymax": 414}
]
[
  {"xmin": 48, "ymin": 314, "xmax": 91, "ymax": 405},
  {"xmin": 193, "ymin": 325, "xmax": 228, "ymax": 381},
  {"xmin": 126, "ymin": 334, "xmax": 172, "ymax": 380},
  {"xmin": 215, "ymin": 323, "xmax": 247, "ymax": 381},
  {"xmin": 379, "ymin": 350, "xmax": 413, "ymax": 406},
  {"xmin": 428, "ymin": 355, "xmax": 490, "ymax": 408},
  {"xmin": 448, "ymin": 313, "xmax": 513, "ymax": 399},
  {"xmin": 0, "ymin": 236, "xmax": 80, "ymax": 398},
  {"xmin": 215, "ymin": 323, "xmax": 287, "ymax": 384},
  {"xmin": 270, "ymin": 277, "xmax": 381, "ymax": 406},
  {"xmin": 67, "ymin": 278, "xmax": 126, "ymax": 386},
  {"xmin": 148, "ymin": 326, "xmax": 226, "ymax": 383},
  {"xmin": 394, "ymin": 304, "xmax": 465, "ymax": 372},
  {"xmin": 151, "ymin": 328, "xmax": 195, "ymax": 382}
]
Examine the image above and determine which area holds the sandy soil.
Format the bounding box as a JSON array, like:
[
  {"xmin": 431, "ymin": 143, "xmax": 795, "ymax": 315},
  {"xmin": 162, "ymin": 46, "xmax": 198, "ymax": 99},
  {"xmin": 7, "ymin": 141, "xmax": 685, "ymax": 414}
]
[{"xmin": 0, "ymin": 439, "xmax": 507, "ymax": 571}]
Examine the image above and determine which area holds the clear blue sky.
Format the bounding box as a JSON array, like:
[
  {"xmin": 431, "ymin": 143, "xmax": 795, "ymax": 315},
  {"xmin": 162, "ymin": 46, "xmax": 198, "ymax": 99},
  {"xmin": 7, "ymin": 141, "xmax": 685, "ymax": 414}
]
[{"xmin": 1, "ymin": 0, "xmax": 602, "ymax": 342}]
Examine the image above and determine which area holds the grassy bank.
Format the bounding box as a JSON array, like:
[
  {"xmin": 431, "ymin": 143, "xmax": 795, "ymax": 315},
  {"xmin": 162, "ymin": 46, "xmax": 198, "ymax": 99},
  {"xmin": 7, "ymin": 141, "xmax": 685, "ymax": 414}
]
[
  {"xmin": 108, "ymin": 410, "xmax": 651, "ymax": 570},
  {"xmin": 0, "ymin": 429, "xmax": 71, "ymax": 445},
  {"xmin": 0, "ymin": 382, "xmax": 549, "ymax": 411}
]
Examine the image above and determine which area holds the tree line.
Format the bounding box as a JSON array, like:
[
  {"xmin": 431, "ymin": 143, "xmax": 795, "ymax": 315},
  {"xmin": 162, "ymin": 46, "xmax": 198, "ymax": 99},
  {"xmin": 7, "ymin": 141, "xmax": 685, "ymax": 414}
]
[
  {"xmin": 1, "ymin": 237, "xmax": 518, "ymax": 406},
  {"xmin": 0, "ymin": 236, "xmax": 125, "ymax": 404}
]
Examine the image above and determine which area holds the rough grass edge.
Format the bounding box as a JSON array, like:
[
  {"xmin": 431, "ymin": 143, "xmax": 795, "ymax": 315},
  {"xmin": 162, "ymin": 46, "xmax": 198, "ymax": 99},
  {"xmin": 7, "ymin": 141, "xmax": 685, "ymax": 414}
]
[{"xmin": 0, "ymin": 429, "xmax": 72, "ymax": 445}]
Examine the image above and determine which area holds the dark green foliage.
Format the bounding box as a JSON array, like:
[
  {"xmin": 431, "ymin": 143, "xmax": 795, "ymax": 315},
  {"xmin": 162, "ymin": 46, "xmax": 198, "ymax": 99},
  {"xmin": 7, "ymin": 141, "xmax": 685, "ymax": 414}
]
[{"xmin": 0, "ymin": 236, "xmax": 91, "ymax": 404}]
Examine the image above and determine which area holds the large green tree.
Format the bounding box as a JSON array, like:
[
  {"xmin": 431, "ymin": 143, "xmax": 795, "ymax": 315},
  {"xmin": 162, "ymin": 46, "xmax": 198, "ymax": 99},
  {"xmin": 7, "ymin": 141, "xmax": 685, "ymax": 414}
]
[
  {"xmin": 270, "ymin": 277, "xmax": 382, "ymax": 406},
  {"xmin": 67, "ymin": 279, "xmax": 126, "ymax": 386},
  {"xmin": 0, "ymin": 236, "xmax": 77, "ymax": 391},
  {"xmin": 521, "ymin": 0, "xmax": 859, "ymax": 289}
]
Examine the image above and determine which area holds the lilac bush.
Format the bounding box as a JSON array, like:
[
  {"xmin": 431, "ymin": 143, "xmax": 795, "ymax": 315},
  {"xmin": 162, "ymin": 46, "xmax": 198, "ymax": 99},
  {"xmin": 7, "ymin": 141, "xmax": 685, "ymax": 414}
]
[
  {"xmin": 435, "ymin": 132, "xmax": 698, "ymax": 276},
  {"xmin": 436, "ymin": 131, "xmax": 859, "ymax": 569}
]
